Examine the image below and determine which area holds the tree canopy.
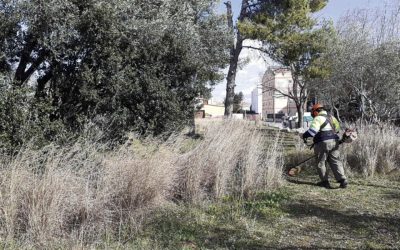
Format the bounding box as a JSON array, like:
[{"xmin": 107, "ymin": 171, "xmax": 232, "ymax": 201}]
[
  {"xmin": 310, "ymin": 7, "xmax": 400, "ymax": 122},
  {"xmin": 238, "ymin": 0, "xmax": 331, "ymax": 127},
  {"xmin": 0, "ymin": 0, "xmax": 229, "ymax": 148}
]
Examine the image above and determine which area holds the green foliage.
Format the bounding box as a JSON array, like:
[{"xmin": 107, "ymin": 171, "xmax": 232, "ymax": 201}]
[
  {"xmin": 233, "ymin": 91, "xmax": 244, "ymax": 113},
  {"xmin": 309, "ymin": 0, "xmax": 328, "ymax": 12},
  {"xmin": 238, "ymin": 0, "xmax": 331, "ymax": 127},
  {"xmin": 246, "ymin": 191, "xmax": 289, "ymax": 208},
  {"xmin": 239, "ymin": 0, "xmax": 332, "ymax": 78},
  {"xmin": 217, "ymin": 190, "xmax": 289, "ymax": 220},
  {"xmin": 0, "ymin": 77, "xmax": 70, "ymax": 151},
  {"xmin": 0, "ymin": 0, "xmax": 230, "ymax": 149},
  {"xmin": 243, "ymin": 193, "xmax": 288, "ymax": 219},
  {"xmin": 0, "ymin": 81, "xmax": 28, "ymax": 150}
]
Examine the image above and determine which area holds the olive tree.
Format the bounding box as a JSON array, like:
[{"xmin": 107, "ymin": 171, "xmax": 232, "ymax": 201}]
[{"xmin": 0, "ymin": 0, "xmax": 229, "ymax": 147}]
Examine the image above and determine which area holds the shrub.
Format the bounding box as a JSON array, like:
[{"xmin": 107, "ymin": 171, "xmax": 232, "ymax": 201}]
[{"xmin": 0, "ymin": 79, "xmax": 72, "ymax": 153}]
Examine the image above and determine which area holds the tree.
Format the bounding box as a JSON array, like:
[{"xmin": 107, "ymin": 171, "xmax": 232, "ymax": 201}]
[
  {"xmin": 0, "ymin": 0, "xmax": 230, "ymax": 147},
  {"xmin": 223, "ymin": 0, "xmax": 282, "ymax": 117},
  {"xmin": 223, "ymin": 1, "xmax": 243, "ymax": 117},
  {"xmin": 311, "ymin": 6, "xmax": 400, "ymax": 122},
  {"xmin": 233, "ymin": 91, "xmax": 244, "ymax": 113},
  {"xmin": 238, "ymin": 0, "xmax": 330, "ymax": 128},
  {"xmin": 225, "ymin": 0, "xmax": 327, "ymax": 124}
]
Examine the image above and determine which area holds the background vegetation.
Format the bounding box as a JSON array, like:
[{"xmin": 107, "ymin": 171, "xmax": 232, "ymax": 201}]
[{"xmin": 310, "ymin": 3, "xmax": 400, "ymax": 122}]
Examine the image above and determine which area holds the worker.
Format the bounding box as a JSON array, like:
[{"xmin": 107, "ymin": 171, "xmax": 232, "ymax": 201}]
[{"xmin": 302, "ymin": 104, "xmax": 348, "ymax": 189}]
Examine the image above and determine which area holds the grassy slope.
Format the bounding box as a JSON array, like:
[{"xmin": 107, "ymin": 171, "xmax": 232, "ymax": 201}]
[
  {"xmin": 125, "ymin": 127, "xmax": 400, "ymax": 250},
  {"xmin": 127, "ymin": 175, "xmax": 400, "ymax": 249},
  {"xmin": 3, "ymin": 124, "xmax": 398, "ymax": 249}
]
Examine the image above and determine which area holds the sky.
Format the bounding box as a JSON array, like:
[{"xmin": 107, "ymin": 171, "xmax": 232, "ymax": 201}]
[{"xmin": 211, "ymin": 0, "xmax": 386, "ymax": 104}]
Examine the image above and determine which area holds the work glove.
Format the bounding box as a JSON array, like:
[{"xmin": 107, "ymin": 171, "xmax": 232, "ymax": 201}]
[{"xmin": 298, "ymin": 133, "xmax": 307, "ymax": 144}]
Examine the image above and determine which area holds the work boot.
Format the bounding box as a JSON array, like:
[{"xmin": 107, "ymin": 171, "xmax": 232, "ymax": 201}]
[
  {"xmin": 339, "ymin": 179, "xmax": 348, "ymax": 188},
  {"xmin": 316, "ymin": 180, "xmax": 331, "ymax": 189}
]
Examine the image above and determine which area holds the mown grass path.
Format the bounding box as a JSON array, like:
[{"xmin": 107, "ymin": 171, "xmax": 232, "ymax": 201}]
[
  {"xmin": 265, "ymin": 128, "xmax": 400, "ymax": 249},
  {"xmin": 276, "ymin": 176, "xmax": 400, "ymax": 249},
  {"xmin": 134, "ymin": 175, "xmax": 400, "ymax": 249}
]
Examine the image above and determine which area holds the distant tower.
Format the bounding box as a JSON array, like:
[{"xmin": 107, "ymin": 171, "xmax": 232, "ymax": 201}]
[{"xmin": 251, "ymin": 87, "xmax": 262, "ymax": 117}]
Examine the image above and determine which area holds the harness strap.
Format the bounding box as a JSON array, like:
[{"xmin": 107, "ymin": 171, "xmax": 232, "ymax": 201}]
[
  {"xmin": 313, "ymin": 114, "xmax": 339, "ymax": 144},
  {"xmin": 319, "ymin": 115, "xmax": 335, "ymax": 131}
]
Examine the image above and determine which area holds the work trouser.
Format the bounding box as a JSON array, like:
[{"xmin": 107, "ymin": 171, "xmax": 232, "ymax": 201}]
[{"xmin": 314, "ymin": 139, "xmax": 346, "ymax": 182}]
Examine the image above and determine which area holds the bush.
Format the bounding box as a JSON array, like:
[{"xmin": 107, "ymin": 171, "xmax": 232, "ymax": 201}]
[
  {"xmin": 0, "ymin": 81, "xmax": 71, "ymax": 153},
  {"xmin": 1, "ymin": 1, "xmax": 230, "ymax": 144}
]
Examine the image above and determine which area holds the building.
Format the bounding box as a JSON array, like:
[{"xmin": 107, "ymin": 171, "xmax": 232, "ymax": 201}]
[
  {"xmin": 262, "ymin": 67, "xmax": 297, "ymax": 121},
  {"xmin": 202, "ymin": 104, "xmax": 225, "ymax": 118},
  {"xmin": 195, "ymin": 97, "xmax": 225, "ymax": 118},
  {"xmin": 251, "ymin": 87, "xmax": 263, "ymax": 118}
]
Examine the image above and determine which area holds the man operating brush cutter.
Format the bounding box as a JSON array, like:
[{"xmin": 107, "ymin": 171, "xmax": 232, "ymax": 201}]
[{"xmin": 288, "ymin": 104, "xmax": 357, "ymax": 189}]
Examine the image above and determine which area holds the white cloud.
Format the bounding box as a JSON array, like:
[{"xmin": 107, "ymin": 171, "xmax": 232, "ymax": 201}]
[{"xmin": 212, "ymin": 40, "xmax": 274, "ymax": 103}]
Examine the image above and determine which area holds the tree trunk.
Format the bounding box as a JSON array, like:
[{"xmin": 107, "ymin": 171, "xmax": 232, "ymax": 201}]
[
  {"xmin": 189, "ymin": 73, "xmax": 198, "ymax": 136},
  {"xmin": 296, "ymin": 102, "xmax": 304, "ymax": 128},
  {"xmin": 14, "ymin": 35, "xmax": 37, "ymax": 86},
  {"xmin": 224, "ymin": 38, "xmax": 243, "ymax": 117},
  {"xmin": 290, "ymin": 65, "xmax": 308, "ymax": 128},
  {"xmin": 224, "ymin": 1, "xmax": 245, "ymax": 117},
  {"xmin": 35, "ymin": 70, "xmax": 53, "ymax": 99},
  {"xmin": 290, "ymin": 67, "xmax": 303, "ymax": 128},
  {"xmin": 359, "ymin": 79, "xmax": 367, "ymax": 121}
]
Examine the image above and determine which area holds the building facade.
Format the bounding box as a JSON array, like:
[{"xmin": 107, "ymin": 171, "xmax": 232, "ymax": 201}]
[{"xmin": 262, "ymin": 67, "xmax": 297, "ymax": 121}]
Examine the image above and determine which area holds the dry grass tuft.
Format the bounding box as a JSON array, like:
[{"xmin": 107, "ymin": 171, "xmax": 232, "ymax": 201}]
[
  {"xmin": 343, "ymin": 122, "xmax": 400, "ymax": 177},
  {"xmin": 0, "ymin": 120, "xmax": 284, "ymax": 246},
  {"xmin": 174, "ymin": 120, "xmax": 284, "ymax": 202},
  {"xmin": 0, "ymin": 140, "xmax": 176, "ymax": 246}
]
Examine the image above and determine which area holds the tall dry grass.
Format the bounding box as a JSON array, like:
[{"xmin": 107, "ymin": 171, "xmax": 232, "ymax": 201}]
[
  {"xmin": 0, "ymin": 119, "xmax": 284, "ymax": 246},
  {"xmin": 343, "ymin": 122, "xmax": 400, "ymax": 177},
  {"xmin": 175, "ymin": 119, "xmax": 284, "ymax": 201},
  {"xmin": 0, "ymin": 140, "xmax": 176, "ymax": 246}
]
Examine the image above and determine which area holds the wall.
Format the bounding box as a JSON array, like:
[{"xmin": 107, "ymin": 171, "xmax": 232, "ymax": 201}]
[{"xmin": 202, "ymin": 104, "xmax": 225, "ymax": 118}]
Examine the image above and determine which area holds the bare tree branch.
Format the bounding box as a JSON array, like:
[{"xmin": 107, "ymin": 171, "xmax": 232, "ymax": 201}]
[
  {"xmin": 262, "ymin": 85, "xmax": 294, "ymax": 99},
  {"xmin": 242, "ymin": 45, "xmax": 267, "ymax": 53}
]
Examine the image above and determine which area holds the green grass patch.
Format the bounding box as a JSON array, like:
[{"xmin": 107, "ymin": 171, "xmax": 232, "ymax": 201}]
[{"xmin": 129, "ymin": 190, "xmax": 290, "ymax": 249}]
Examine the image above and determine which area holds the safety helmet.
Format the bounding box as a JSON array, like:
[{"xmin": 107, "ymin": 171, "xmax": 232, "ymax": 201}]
[{"xmin": 311, "ymin": 103, "xmax": 324, "ymax": 118}]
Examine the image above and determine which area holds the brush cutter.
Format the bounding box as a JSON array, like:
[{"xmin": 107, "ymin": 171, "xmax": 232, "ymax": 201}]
[{"xmin": 287, "ymin": 128, "xmax": 358, "ymax": 177}]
